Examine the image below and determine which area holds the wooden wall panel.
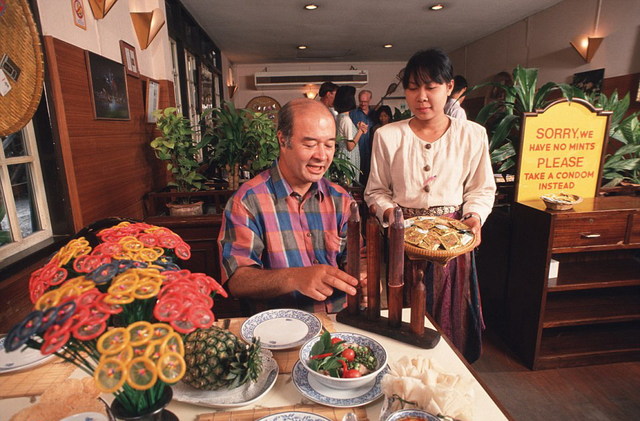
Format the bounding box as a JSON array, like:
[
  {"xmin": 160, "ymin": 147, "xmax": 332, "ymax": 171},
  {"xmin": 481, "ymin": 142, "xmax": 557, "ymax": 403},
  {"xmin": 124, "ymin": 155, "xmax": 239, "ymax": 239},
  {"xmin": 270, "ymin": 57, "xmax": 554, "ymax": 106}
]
[
  {"xmin": 45, "ymin": 36, "xmax": 171, "ymax": 230},
  {"xmin": 0, "ymin": 255, "xmax": 48, "ymax": 333}
]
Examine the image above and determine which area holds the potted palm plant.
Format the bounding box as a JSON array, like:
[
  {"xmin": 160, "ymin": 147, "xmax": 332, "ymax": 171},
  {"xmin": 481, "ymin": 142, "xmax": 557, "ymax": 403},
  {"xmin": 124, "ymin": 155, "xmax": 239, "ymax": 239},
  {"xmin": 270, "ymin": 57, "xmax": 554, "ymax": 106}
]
[
  {"xmin": 150, "ymin": 107, "xmax": 210, "ymax": 216},
  {"xmin": 206, "ymin": 101, "xmax": 257, "ymax": 190},
  {"xmin": 584, "ymin": 91, "xmax": 640, "ymax": 190},
  {"xmin": 469, "ymin": 66, "xmax": 585, "ymax": 174}
]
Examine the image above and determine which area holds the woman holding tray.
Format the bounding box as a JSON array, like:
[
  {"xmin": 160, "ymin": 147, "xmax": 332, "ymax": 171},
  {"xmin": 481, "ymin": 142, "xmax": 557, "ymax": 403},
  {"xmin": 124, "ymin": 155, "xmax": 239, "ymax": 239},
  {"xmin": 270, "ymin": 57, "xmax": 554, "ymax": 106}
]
[{"xmin": 364, "ymin": 48, "xmax": 496, "ymax": 362}]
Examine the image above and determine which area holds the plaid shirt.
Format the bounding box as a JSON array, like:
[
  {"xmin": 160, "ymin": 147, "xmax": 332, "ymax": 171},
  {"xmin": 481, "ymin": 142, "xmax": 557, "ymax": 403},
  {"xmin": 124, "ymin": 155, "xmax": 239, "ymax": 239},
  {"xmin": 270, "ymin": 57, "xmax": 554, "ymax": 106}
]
[{"xmin": 218, "ymin": 163, "xmax": 354, "ymax": 313}]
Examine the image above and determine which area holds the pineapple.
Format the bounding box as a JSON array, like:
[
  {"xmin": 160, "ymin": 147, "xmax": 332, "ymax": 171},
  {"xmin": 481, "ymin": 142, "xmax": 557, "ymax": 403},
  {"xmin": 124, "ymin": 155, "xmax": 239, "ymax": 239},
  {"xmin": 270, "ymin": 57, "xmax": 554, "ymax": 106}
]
[{"xmin": 182, "ymin": 327, "xmax": 262, "ymax": 390}]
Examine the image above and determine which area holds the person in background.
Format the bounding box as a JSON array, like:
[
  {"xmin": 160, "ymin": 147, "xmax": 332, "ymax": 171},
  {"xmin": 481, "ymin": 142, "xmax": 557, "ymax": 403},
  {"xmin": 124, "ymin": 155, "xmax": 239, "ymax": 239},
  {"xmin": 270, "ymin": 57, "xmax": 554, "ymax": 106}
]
[
  {"xmin": 335, "ymin": 85, "xmax": 367, "ymax": 183},
  {"xmin": 484, "ymin": 71, "xmax": 513, "ymax": 106},
  {"xmin": 444, "ymin": 75, "xmax": 468, "ymax": 120},
  {"xmin": 350, "ymin": 89, "xmax": 374, "ymax": 185},
  {"xmin": 218, "ymin": 98, "xmax": 362, "ymax": 314},
  {"xmin": 370, "ymin": 105, "xmax": 393, "ymax": 141},
  {"xmin": 318, "ymin": 81, "xmax": 339, "ymax": 119},
  {"xmin": 365, "ymin": 48, "xmax": 496, "ymax": 362}
]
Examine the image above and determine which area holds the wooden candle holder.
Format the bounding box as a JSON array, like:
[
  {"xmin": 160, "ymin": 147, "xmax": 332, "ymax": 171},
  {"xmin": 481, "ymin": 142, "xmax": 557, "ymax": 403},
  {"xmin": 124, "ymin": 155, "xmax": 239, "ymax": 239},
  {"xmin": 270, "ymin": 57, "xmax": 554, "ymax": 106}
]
[{"xmin": 336, "ymin": 204, "xmax": 440, "ymax": 349}]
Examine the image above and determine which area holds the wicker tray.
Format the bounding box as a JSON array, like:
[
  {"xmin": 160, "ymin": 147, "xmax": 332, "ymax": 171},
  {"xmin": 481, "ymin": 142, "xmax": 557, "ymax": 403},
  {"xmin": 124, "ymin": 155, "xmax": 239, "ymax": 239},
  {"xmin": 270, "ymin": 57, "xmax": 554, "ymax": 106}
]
[
  {"xmin": 541, "ymin": 194, "xmax": 582, "ymax": 210},
  {"xmin": 404, "ymin": 216, "xmax": 476, "ymax": 265}
]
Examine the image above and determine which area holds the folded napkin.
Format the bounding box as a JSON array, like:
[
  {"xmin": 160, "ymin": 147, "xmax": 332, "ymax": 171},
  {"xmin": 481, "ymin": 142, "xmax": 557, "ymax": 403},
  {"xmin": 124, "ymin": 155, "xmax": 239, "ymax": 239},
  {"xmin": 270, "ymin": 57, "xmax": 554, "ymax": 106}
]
[{"xmin": 380, "ymin": 355, "xmax": 474, "ymax": 421}]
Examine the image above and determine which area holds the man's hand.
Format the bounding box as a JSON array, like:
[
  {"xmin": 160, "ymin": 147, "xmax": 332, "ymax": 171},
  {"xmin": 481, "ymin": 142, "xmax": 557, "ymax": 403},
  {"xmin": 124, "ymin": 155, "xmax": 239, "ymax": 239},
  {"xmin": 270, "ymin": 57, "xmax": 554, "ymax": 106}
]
[{"xmin": 287, "ymin": 265, "xmax": 359, "ymax": 301}]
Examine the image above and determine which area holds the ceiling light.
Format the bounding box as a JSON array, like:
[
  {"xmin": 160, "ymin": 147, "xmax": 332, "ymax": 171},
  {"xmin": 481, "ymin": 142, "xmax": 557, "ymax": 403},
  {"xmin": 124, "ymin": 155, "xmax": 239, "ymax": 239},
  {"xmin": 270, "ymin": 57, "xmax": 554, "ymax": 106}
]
[
  {"xmin": 304, "ymin": 4, "xmax": 318, "ymax": 10},
  {"xmin": 384, "ymin": 44, "xmax": 393, "ymax": 48},
  {"xmin": 297, "ymin": 45, "xmax": 308, "ymax": 50},
  {"xmin": 430, "ymin": 4, "xmax": 444, "ymax": 11}
]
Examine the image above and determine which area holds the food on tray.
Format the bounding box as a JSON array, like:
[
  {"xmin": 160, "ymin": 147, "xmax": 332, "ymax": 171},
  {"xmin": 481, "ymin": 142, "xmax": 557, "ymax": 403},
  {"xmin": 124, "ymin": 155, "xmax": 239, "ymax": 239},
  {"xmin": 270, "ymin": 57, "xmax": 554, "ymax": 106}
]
[
  {"xmin": 404, "ymin": 216, "xmax": 474, "ymax": 252},
  {"xmin": 182, "ymin": 326, "xmax": 262, "ymax": 390},
  {"xmin": 307, "ymin": 331, "xmax": 378, "ymax": 379},
  {"xmin": 405, "ymin": 226, "xmax": 428, "ymax": 246},
  {"xmin": 541, "ymin": 192, "xmax": 579, "ymax": 204}
]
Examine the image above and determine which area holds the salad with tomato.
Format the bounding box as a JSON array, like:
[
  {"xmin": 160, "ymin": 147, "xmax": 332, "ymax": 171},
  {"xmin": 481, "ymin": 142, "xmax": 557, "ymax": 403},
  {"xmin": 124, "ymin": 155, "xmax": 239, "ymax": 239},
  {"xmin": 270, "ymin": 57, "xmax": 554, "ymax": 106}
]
[{"xmin": 307, "ymin": 331, "xmax": 378, "ymax": 378}]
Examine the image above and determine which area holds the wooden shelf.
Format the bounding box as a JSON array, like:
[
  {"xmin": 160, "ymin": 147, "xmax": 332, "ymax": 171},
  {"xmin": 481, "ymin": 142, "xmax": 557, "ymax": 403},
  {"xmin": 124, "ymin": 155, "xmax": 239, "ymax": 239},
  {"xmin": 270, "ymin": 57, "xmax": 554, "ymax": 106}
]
[
  {"xmin": 537, "ymin": 322, "xmax": 640, "ymax": 369},
  {"xmin": 548, "ymin": 255, "xmax": 640, "ymax": 291},
  {"xmin": 543, "ymin": 287, "xmax": 640, "ymax": 327},
  {"xmin": 507, "ymin": 198, "xmax": 640, "ymax": 369}
]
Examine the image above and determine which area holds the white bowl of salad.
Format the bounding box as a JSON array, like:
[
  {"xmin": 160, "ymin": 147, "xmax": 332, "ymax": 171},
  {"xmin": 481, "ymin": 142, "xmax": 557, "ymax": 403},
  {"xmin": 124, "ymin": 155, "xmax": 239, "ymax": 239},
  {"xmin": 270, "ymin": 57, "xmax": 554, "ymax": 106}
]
[{"xmin": 299, "ymin": 331, "xmax": 388, "ymax": 390}]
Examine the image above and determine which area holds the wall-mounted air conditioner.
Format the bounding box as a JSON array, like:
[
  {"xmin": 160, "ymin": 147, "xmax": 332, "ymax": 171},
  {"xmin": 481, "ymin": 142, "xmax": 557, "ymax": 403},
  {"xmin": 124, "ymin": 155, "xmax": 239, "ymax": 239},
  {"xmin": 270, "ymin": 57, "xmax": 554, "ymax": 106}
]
[{"xmin": 254, "ymin": 70, "xmax": 368, "ymax": 89}]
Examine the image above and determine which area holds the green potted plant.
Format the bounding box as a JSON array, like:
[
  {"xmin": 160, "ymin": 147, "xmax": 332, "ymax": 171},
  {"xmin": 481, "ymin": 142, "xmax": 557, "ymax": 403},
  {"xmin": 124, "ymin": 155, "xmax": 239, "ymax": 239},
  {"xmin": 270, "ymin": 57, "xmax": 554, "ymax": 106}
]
[
  {"xmin": 207, "ymin": 101, "xmax": 259, "ymax": 190},
  {"xmin": 247, "ymin": 111, "xmax": 280, "ymax": 175},
  {"xmin": 469, "ymin": 66, "xmax": 581, "ymax": 174},
  {"xmin": 327, "ymin": 143, "xmax": 360, "ymax": 187},
  {"xmin": 584, "ymin": 91, "xmax": 640, "ymax": 189},
  {"xmin": 150, "ymin": 107, "xmax": 210, "ymax": 216}
]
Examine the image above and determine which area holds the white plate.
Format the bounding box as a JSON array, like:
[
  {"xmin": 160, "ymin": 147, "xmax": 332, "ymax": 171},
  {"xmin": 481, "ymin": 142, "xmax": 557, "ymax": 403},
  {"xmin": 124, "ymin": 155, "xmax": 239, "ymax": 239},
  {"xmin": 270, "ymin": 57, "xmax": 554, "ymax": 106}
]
[
  {"xmin": 172, "ymin": 350, "xmax": 278, "ymax": 409},
  {"xmin": 256, "ymin": 411, "xmax": 332, "ymax": 421},
  {"xmin": 241, "ymin": 309, "xmax": 322, "ymax": 350},
  {"xmin": 0, "ymin": 336, "xmax": 56, "ymax": 373},
  {"xmin": 59, "ymin": 412, "xmax": 109, "ymax": 421},
  {"xmin": 292, "ymin": 360, "xmax": 386, "ymax": 408}
]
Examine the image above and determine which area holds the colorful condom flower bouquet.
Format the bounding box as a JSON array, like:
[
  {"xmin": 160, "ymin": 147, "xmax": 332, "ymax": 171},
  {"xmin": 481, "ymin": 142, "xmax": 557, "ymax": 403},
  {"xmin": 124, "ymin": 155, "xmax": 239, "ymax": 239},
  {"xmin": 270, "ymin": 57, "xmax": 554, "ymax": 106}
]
[{"xmin": 5, "ymin": 220, "xmax": 228, "ymax": 417}]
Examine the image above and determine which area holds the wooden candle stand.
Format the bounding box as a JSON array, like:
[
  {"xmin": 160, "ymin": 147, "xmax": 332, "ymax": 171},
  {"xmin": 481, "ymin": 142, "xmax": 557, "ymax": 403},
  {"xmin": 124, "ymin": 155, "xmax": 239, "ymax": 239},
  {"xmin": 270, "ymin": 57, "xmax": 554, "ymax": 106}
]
[{"xmin": 336, "ymin": 204, "xmax": 440, "ymax": 349}]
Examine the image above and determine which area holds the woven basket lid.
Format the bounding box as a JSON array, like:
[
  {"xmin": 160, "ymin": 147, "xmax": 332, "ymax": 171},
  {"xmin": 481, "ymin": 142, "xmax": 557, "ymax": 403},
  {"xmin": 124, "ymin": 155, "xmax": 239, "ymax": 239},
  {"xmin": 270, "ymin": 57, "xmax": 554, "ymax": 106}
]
[{"xmin": 0, "ymin": 0, "xmax": 45, "ymax": 136}]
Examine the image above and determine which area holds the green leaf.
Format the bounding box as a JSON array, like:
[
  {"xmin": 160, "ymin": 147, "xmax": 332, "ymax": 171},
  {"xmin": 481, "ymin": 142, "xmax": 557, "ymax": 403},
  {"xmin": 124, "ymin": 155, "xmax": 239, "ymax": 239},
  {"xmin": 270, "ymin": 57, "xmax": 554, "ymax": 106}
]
[{"xmin": 489, "ymin": 114, "xmax": 519, "ymax": 151}]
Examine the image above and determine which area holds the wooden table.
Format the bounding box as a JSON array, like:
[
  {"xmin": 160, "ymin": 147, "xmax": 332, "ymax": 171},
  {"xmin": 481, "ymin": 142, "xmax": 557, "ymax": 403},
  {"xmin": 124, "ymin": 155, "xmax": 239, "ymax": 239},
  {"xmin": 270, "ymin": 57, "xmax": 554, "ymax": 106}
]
[{"xmin": 0, "ymin": 310, "xmax": 512, "ymax": 420}]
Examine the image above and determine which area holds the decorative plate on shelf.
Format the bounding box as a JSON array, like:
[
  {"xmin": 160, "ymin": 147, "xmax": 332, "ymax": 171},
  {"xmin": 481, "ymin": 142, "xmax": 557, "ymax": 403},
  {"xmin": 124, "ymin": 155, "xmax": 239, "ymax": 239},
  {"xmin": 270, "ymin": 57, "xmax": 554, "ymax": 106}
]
[
  {"xmin": 0, "ymin": 336, "xmax": 56, "ymax": 373},
  {"xmin": 241, "ymin": 309, "xmax": 322, "ymax": 350},
  {"xmin": 291, "ymin": 360, "xmax": 386, "ymax": 408},
  {"xmin": 172, "ymin": 350, "xmax": 278, "ymax": 409},
  {"xmin": 246, "ymin": 96, "xmax": 281, "ymax": 123},
  {"xmin": 256, "ymin": 412, "xmax": 332, "ymax": 421}
]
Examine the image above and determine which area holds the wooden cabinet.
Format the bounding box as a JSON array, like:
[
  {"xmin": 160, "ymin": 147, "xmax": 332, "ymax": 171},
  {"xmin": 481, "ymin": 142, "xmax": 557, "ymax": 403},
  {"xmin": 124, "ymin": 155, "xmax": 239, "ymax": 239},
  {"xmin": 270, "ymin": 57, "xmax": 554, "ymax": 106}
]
[{"xmin": 506, "ymin": 196, "xmax": 640, "ymax": 369}]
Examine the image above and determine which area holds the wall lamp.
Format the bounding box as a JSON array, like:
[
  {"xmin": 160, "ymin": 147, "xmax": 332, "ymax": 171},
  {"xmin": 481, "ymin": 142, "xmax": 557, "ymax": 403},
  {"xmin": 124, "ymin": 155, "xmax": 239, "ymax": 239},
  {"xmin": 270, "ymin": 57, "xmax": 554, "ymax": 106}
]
[
  {"xmin": 304, "ymin": 85, "xmax": 317, "ymax": 99},
  {"xmin": 570, "ymin": 36, "xmax": 604, "ymax": 63},
  {"xmin": 88, "ymin": 0, "xmax": 119, "ymax": 19},
  {"xmin": 570, "ymin": 0, "xmax": 604, "ymax": 63},
  {"xmin": 226, "ymin": 68, "xmax": 238, "ymax": 98},
  {"xmin": 130, "ymin": 8, "xmax": 165, "ymax": 50}
]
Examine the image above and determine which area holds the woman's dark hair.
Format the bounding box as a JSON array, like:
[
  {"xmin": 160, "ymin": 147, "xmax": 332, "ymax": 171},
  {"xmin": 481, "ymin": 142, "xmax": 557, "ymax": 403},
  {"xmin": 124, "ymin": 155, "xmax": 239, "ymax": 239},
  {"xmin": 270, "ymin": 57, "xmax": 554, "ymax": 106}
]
[
  {"xmin": 334, "ymin": 85, "xmax": 357, "ymax": 113},
  {"xmin": 375, "ymin": 105, "xmax": 392, "ymax": 123},
  {"xmin": 402, "ymin": 48, "xmax": 454, "ymax": 88}
]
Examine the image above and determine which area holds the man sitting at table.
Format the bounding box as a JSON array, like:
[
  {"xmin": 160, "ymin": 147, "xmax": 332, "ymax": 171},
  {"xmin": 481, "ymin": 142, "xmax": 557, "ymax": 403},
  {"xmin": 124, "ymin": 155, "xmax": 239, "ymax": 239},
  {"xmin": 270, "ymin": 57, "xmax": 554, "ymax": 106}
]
[{"xmin": 218, "ymin": 98, "xmax": 361, "ymax": 313}]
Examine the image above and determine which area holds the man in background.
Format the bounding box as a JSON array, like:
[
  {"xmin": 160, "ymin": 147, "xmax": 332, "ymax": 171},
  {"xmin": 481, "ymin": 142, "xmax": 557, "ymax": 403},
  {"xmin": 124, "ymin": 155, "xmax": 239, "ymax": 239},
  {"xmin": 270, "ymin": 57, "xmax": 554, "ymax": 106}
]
[
  {"xmin": 444, "ymin": 75, "xmax": 468, "ymax": 120},
  {"xmin": 318, "ymin": 81, "xmax": 339, "ymax": 119},
  {"xmin": 349, "ymin": 89, "xmax": 373, "ymax": 185}
]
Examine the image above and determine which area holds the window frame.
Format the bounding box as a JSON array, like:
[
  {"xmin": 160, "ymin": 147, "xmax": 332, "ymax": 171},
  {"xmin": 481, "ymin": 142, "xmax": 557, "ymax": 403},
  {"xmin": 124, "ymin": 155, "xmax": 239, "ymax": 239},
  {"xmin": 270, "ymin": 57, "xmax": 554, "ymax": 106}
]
[{"xmin": 0, "ymin": 121, "xmax": 53, "ymax": 261}]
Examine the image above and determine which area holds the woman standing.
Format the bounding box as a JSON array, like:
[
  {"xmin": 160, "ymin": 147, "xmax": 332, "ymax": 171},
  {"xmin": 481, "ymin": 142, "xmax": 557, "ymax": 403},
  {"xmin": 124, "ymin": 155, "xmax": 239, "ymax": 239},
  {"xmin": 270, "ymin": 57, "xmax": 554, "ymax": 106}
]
[
  {"xmin": 334, "ymin": 85, "xmax": 367, "ymax": 183},
  {"xmin": 370, "ymin": 105, "xmax": 393, "ymax": 141},
  {"xmin": 364, "ymin": 48, "xmax": 496, "ymax": 362}
]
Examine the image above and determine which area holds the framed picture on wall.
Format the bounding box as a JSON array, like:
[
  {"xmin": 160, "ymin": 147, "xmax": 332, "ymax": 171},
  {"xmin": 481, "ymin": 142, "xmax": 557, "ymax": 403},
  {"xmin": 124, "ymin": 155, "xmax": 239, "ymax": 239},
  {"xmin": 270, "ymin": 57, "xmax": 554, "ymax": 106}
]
[
  {"xmin": 119, "ymin": 40, "xmax": 139, "ymax": 78},
  {"xmin": 572, "ymin": 68, "xmax": 605, "ymax": 96},
  {"xmin": 146, "ymin": 79, "xmax": 160, "ymax": 123},
  {"xmin": 85, "ymin": 51, "xmax": 130, "ymax": 120}
]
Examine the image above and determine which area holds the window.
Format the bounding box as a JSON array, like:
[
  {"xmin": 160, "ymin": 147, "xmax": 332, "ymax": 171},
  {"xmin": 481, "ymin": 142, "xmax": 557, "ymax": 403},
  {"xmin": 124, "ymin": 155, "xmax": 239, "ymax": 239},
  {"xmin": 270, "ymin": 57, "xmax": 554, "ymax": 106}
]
[
  {"xmin": 184, "ymin": 50, "xmax": 201, "ymax": 145},
  {"xmin": 0, "ymin": 121, "xmax": 52, "ymax": 260},
  {"xmin": 170, "ymin": 38, "xmax": 182, "ymax": 109}
]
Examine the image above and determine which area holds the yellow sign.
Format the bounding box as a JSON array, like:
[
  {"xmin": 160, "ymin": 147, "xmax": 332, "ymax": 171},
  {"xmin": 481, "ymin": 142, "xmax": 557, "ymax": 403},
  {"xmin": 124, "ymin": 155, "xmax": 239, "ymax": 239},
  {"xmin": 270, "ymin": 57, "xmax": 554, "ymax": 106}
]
[{"xmin": 516, "ymin": 99, "xmax": 610, "ymax": 202}]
